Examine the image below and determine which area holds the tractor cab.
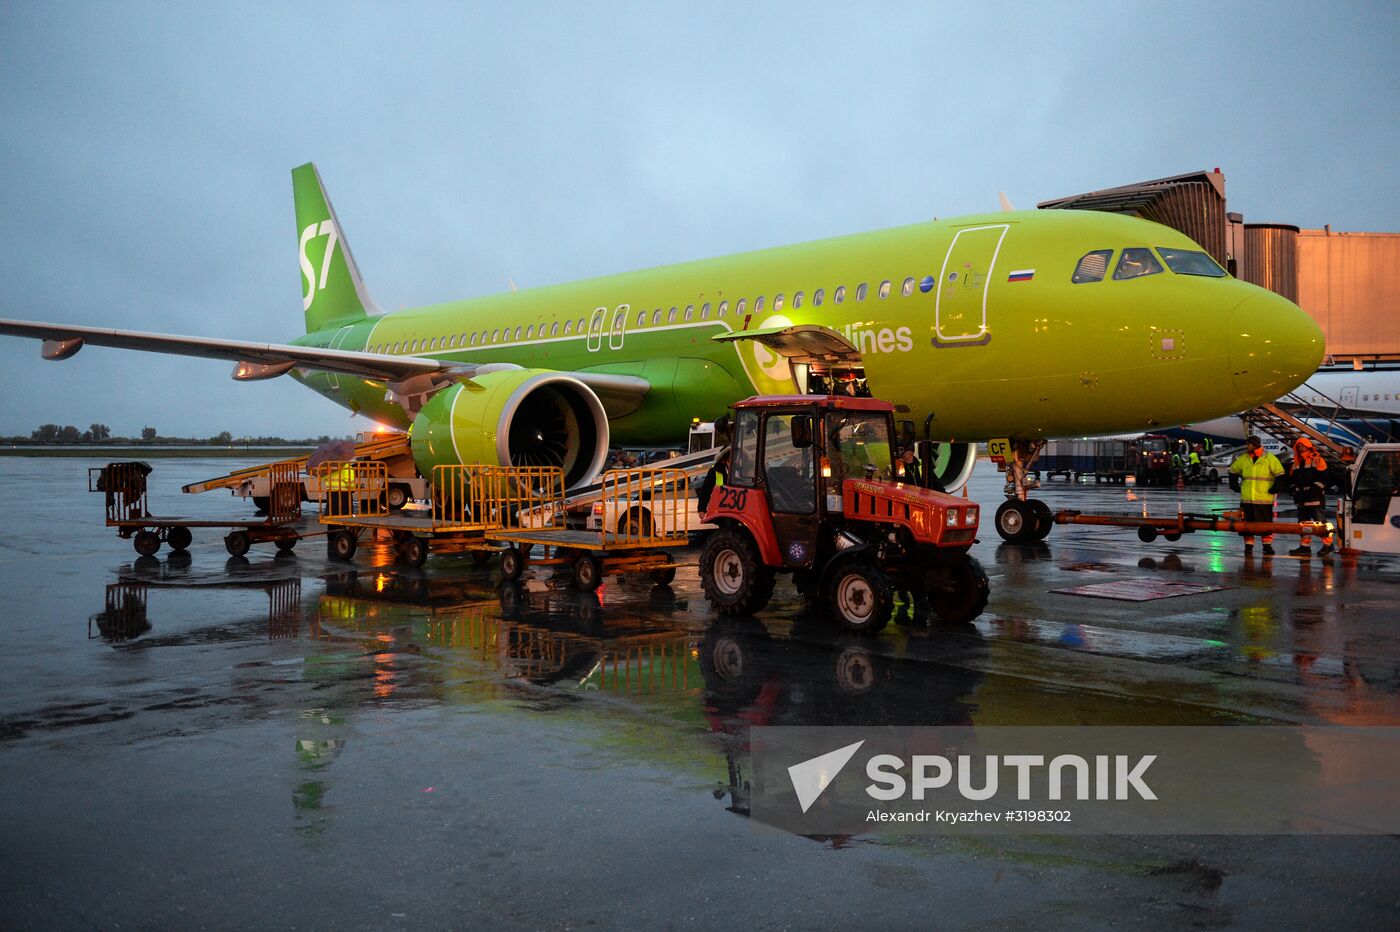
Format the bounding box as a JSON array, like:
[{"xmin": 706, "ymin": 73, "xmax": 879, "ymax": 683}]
[{"xmin": 700, "ymin": 395, "xmax": 987, "ymax": 633}]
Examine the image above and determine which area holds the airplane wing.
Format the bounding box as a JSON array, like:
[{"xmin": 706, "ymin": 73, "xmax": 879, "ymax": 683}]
[{"xmin": 0, "ymin": 317, "xmax": 651, "ymax": 410}]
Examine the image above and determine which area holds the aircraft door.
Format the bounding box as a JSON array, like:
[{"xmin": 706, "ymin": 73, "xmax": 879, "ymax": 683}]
[
  {"xmin": 934, "ymin": 224, "xmax": 1007, "ymax": 346},
  {"xmin": 609, "ymin": 304, "xmax": 629, "ymax": 351},
  {"xmin": 1340, "ymin": 385, "xmax": 1359, "ymax": 408},
  {"xmin": 327, "ymin": 325, "xmax": 353, "ymax": 390},
  {"xmin": 586, "ymin": 307, "xmax": 607, "ymax": 352}
]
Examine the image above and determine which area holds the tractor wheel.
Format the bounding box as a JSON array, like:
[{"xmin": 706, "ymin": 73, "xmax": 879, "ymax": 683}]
[
  {"xmin": 166, "ymin": 526, "xmax": 193, "ymax": 552},
  {"xmin": 699, "ymin": 527, "xmax": 775, "ymax": 615},
  {"xmin": 932, "ymin": 555, "xmax": 990, "ymax": 624},
  {"xmin": 500, "ymin": 546, "xmax": 525, "ymax": 581},
  {"xmin": 133, "ymin": 530, "xmax": 161, "ymax": 557},
  {"xmin": 826, "ymin": 559, "xmax": 893, "ymax": 634},
  {"xmin": 399, "ymin": 536, "xmax": 429, "ymax": 568},
  {"xmin": 1029, "ymin": 500, "xmax": 1054, "ymax": 540},
  {"xmin": 994, "ymin": 499, "xmax": 1038, "ymax": 543},
  {"xmin": 574, "ymin": 553, "xmax": 603, "ymax": 591},
  {"xmin": 329, "ymin": 530, "xmax": 357, "ymax": 562},
  {"xmin": 224, "ymin": 531, "xmax": 251, "ymax": 558}
]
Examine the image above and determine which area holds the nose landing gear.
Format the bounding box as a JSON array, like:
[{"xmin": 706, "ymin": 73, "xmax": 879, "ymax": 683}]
[{"xmin": 994, "ymin": 439, "xmax": 1054, "ymax": 543}]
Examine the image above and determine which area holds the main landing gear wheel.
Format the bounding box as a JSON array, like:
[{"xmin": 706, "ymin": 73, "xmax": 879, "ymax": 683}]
[
  {"xmin": 574, "ymin": 553, "xmax": 603, "ymax": 591},
  {"xmin": 133, "ymin": 530, "xmax": 161, "ymax": 557},
  {"xmin": 995, "ymin": 499, "xmax": 1040, "ymax": 543},
  {"xmin": 699, "ymin": 528, "xmax": 775, "ymax": 616},
  {"xmin": 224, "ymin": 531, "xmax": 251, "ymax": 558},
  {"xmin": 826, "ymin": 559, "xmax": 893, "ymax": 634},
  {"xmin": 329, "ymin": 530, "xmax": 357, "ymax": 561},
  {"xmin": 932, "ymin": 555, "xmax": 990, "ymax": 624},
  {"xmin": 1029, "ymin": 500, "xmax": 1054, "ymax": 540},
  {"xmin": 399, "ymin": 536, "xmax": 428, "ymax": 568},
  {"xmin": 500, "ymin": 546, "xmax": 525, "ymax": 582},
  {"xmin": 166, "ymin": 526, "xmax": 193, "ymax": 552}
]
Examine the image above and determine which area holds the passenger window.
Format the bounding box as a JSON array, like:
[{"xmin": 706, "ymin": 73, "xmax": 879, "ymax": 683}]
[
  {"xmin": 577, "ymin": 318, "xmax": 586, "ymax": 333},
  {"xmin": 637, "ymin": 310, "xmax": 646, "ymax": 327},
  {"xmin": 793, "ymin": 291, "xmax": 804, "ymax": 309},
  {"xmin": 1113, "ymin": 248, "xmax": 1164, "ymax": 280},
  {"xmin": 813, "ymin": 288, "xmax": 824, "ymax": 306},
  {"xmin": 514, "ymin": 326, "xmax": 522, "ymax": 340},
  {"xmin": 901, "ymin": 277, "xmax": 915, "ymax": 297},
  {"xmin": 525, "ymin": 326, "xmax": 534, "ymax": 339},
  {"xmin": 718, "ymin": 300, "xmax": 728, "ymax": 317},
  {"xmin": 755, "ymin": 296, "xmax": 765, "ymax": 312},
  {"xmin": 470, "ymin": 333, "xmax": 478, "ymax": 346},
  {"xmin": 492, "ymin": 329, "xmax": 500, "ymax": 342},
  {"xmin": 685, "ymin": 304, "xmax": 694, "ymax": 321},
  {"xmin": 563, "ymin": 321, "xmax": 572, "ymax": 335},
  {"xmin": 668, "ymin": 307, "xmax": 677, "ymax": 322},
  {"xmin": 774, "ymin": 294, "xmax": 785, "ymax": 311},
  {"xmin": 730, "ymin": 410, "xmax": 760, "ymax": 485},
  {"xmin": 1156, "ymin": 247, "xmax": 1227, "ymax": 277},
  {"xmin": 834, "ymin": 286, "xmax": 846, "ymax": 303},
  {"xmin": 551, "ymin": 322, "xmax": 559, "ymax": 337},
  {"xmin": 701, "ymin": 302, "xmax": 711, "ymax": 319},
  {"xmin": 736, "ymin": 298, "xmax": 747, "ymax": 316},
  {"xmin": 1072, "ymin": 250, "xmax": 1113, "ymax": 283},
  {"xmin": 855, "ymin": 283, "xmax": 868, "ymax": 301},
  {"xmin": 878, "ymin": 280, "xmax": 892, "ymax": 299}
]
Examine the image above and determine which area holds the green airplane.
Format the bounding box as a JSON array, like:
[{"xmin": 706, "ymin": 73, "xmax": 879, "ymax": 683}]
[{"xmin": 0, "ymin": 163, "xmax": 1323, "ymax": 514}]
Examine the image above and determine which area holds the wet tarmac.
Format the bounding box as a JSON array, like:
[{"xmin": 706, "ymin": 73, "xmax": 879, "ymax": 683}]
[{"xmin": 2, "ymin": 455, "xmax": 1398, "ymax": 929}]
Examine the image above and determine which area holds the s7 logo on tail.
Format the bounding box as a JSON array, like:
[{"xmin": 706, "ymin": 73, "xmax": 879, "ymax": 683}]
[{"xmin": 299, "ymin": 220, "xmax": 340, "ymax": 310}]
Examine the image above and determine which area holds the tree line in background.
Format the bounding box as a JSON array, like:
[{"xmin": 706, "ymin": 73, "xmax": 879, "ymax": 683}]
[{"xmin": 7, "ymin": 424, "xmax": 350, "ymax": 445}]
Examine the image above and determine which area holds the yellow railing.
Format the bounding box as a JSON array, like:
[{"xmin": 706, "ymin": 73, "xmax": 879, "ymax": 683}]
[
  {"xmin": 311, "ymin": 460, "xmax": 388, "ymax": 519},
  {"xmin": 90, "ymin": 462, "xmax": 151, "ymax": 524},
  {"xmin": 265, "ymin": 461, "xmax": 303, "ymax": 521},
  {"xmin": 431, "ymin": 464, "xmax": 493, "ymax": 526},
  {"xmin": 601, "ymin": 467, "xmax": 689, "ymax": 546},
  {"xmin": 479, "ymin": 466, "xmax": 566, "ymax": 530}
]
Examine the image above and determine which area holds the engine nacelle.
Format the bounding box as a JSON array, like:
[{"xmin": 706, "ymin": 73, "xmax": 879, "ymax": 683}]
[
  {"xmin": 410, "ymin": 369, "xmax": 609, "ymax": 488},
  {"xmin": 926, "ymin": 441, "xmax": 978, "ymax": 493}
]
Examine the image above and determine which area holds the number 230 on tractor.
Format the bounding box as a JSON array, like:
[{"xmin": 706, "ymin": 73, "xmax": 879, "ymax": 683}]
[{"xmin": 699, "ymin": 395, "xmax": 989, "ymax": 634}]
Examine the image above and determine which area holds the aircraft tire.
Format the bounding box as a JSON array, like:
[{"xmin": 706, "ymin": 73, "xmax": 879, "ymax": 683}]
[
  {"xmin": 1029, "ymin": 500, "xmax": 1054, "ymax": 540},
  {"xmin": 994, "ymin": 499, "xmax": 1038, "ymax": 543}
]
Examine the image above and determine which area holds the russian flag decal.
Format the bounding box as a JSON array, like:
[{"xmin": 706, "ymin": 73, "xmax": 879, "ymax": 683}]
[{"xmin": 1007, "ymin": 269, "xmax": 1035, "ymax": 283}]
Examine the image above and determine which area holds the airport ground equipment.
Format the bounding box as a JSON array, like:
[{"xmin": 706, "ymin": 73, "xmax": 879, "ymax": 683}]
[
  {"xmin": 91, "ymin": 461, "xmax": 305, "ymax": 557},
  {"xmin": 485, "ymin": 467, "xmax": 690, "ymax": 590},
  {"xmin": 314, "ymin": 461, "xmax": 506, "ymax": 567},
  {"xmin": 1051, "ymin": 507, "xmax": 1334, "ymax": 544},
  {"xmin": 697, "ymin": 394, "xmax": 986, "ymax": 634},
  {"xmin": 182, "ymin": 432, "xmax": 423, "ymax": 509},
  {"xmin": 1335, "ymin": 443, "xmax": 1400, "ymax": 554}
]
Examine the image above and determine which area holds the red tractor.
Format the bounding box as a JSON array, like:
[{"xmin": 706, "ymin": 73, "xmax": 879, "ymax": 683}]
[{"xmin": 699, "ymin": 395, "xmax": 989, "ymax": 634}]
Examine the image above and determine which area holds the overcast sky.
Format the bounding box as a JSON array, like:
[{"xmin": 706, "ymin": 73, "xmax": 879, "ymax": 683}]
[{"xmin": 1, "ymin": 1, "xmax": 1396, "ymax": 438}]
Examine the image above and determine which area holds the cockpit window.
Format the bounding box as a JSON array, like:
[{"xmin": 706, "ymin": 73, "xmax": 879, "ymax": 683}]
[
  {"xmin": 1156, "ymin": 247, "xmax": 1227, "ymax": 278},
  {"xmin": 1113, "ymin": 247, "xmax": 1164, "ymax": 280},
  {"xmin": 1072, "ymin": 249, "xmax": 1113, "ymax": 283}
]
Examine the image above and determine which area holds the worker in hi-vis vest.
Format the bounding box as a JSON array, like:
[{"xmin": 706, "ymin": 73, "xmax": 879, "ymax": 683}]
[{"xmin": 1229, "ymin": 435, "xmax": 1285, "ymax": 555}]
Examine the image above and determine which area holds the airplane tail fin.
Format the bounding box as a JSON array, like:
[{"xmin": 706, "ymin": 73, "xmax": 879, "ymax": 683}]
[{"xmin": 293, "ymin": 163, "xmax": 382, "ymax": 333}]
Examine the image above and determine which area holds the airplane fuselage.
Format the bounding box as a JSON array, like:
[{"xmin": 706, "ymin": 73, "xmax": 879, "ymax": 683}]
[{"xmin": 292, "ymin": 209, "xmax": 1323, "ymax": 444}]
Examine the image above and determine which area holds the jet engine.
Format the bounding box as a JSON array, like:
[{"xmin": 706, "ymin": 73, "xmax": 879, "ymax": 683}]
[
  {"xmin": 925, "ymin": 441, "xmax": 978, "ymax": 493},
  {"xmin": 410, "ymin": 369, "xmax": 609, "ymax": 488}
]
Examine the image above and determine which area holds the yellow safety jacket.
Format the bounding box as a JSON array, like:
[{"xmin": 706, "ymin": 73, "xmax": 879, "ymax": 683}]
[
  {"xmin": 326, "ymin": 464, "xmax": 355, "ymax": 492},
  {"xmin": 1229, "ymin": 451, "xmax": 1284, "ymax": 504}
]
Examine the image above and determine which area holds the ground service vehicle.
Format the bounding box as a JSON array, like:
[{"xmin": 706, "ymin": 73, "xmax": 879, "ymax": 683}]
[
  {"xmin": 1342, "ymin": 444, "xmax": 1400, "ymax": 554},
  {"xmin": 698, "ymin": 395, "xmax": 988, "ymax": 634}
]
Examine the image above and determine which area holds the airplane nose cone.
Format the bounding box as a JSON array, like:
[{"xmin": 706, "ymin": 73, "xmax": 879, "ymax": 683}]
[{"xmin": 1227, "ymin": 289, "xmax": 1325, "ymax": 406}]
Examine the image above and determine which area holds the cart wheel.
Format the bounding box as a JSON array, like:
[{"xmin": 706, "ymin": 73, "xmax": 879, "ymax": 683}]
[
  {"xmin": 574, "ymin": 554, "xmax": 603, "ymax": 591},
  {"xmin": 166, "ymin": 526, "xmax": 193, "ymax": 552},
  {"xmin": 471, "ymin": 549, "xmax": 495, "ymax": 566},
  {"xmin": 826, "ymin": 558, "xmax": 893, "ymax": 634},
  {"xmin": 650, "ymin": 555, "xmax": 677, "ymax": 587},
  {"xmin": 224, "ymin": 531, "xmax": 251, "ymax": 558},
  {"xmin": 1163, "ymin": 531, "xmax": 1182, "ymax": 542},
  {"xmin": 386, "ymin": 485, "xmax": 409, "ymax": 511},
  {"xmin": 275, "ymin": 537, "xmax": 297, "ymax": 554},
  {"xmin": 133, "ymin": 530, "xmax": 161, "ymax": 557},
  {"xmin": 399, "ymin": 536, "xmax": 429, "ymax": 568},
  {"xmin": 500, "ymin": 546, "xmax": 525, "ymax": 581},
  {"xmin": 329, "ymin": 530, "xmax": 357, "ymax": 562},
  {"xmin": 1137, "ymin": 526, "xmax": 1159, "ymax": 543},
  {"xmin": 498, "ymin": 580, "xmax": 523, "ymax": 613}
]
